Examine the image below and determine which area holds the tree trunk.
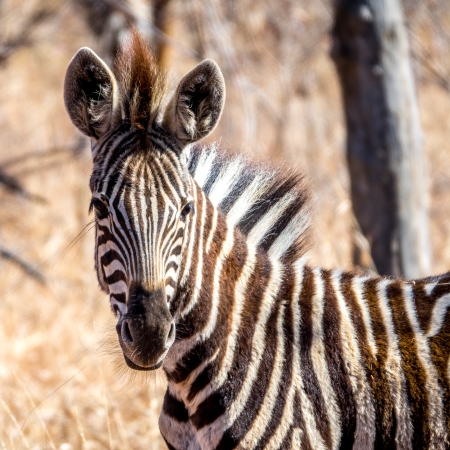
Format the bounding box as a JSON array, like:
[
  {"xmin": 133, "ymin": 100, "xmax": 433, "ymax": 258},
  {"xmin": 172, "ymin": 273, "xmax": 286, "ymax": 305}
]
[
  {"xmin": 152, "ymin": 0, "xmax": 173, "ymax": 68},
  {"xmin": 331, "ymin": 0, "xmax": 431, "ymax": 279}
]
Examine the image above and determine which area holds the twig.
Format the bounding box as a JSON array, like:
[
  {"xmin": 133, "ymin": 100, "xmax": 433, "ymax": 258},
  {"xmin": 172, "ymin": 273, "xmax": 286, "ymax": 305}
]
[
  {"xmin": 0, "ymin": 168, "xmax": 46, "ymax": 203},
  {"xmin": 0, "ymin": 9, "xmax": 54, "ymax": 64},
  {"xmin": 96, "ymin": 0, "xmax": 200, "ymax": 59},
  {"xmin": 409, "ymin": 31, "xmax": 450, "ymax": 92},
  {"xmin": 0, "ymin": 246, "xmax": 45, "ymax": 284},
  {"xmin": 0, "ymin": 137, "xmax": 87, "ymax": 169}
]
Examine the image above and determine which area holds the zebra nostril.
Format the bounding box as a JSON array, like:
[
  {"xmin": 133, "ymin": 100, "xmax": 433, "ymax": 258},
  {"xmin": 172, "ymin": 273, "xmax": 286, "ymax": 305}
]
[
  {"xmin": 122, "ymin": 320, "xmax": 134, "ymax": 345},
  {"xmin": 166, "ymin": 323, "xmax": 175, "ymax": 347}
]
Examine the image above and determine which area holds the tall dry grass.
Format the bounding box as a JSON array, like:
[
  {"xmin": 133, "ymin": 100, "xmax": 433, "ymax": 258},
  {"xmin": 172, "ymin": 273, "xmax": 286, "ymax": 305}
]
[{"xmin": 0, "ymin": 0, "xmax": 449, "ymax": 448}]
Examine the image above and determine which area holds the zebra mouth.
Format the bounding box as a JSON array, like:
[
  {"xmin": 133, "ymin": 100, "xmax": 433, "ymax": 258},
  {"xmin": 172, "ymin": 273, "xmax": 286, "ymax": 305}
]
[
  {"xmin": 123, "ymin": 353, "xmax": 163, "ymax": 371},
  {"xmin": 115, "ymin": 285, "xmax": 174, "ymax": 371}
]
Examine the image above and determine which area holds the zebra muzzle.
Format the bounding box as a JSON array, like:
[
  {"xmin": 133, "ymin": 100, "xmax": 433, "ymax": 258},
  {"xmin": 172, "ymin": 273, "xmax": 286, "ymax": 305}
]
[{"xmin": 116, "ymin": 285, "xmax": 175, "ymax": 370}]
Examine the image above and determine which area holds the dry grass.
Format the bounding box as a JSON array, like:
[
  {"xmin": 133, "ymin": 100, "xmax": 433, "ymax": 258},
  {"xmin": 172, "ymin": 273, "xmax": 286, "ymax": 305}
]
[{"xmin": 0, "ymin": 0, "xmax": 450, "ymax": 448}]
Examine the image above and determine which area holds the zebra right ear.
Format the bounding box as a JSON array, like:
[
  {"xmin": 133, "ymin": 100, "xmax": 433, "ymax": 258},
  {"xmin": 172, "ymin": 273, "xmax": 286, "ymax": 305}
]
[
  {"xmin": 163, "ymin": 59, "xmax": 225, "ymax": 146},
  {"xmin": 64, "ymin": 47, "xmax": 120, "ymax": 139}
]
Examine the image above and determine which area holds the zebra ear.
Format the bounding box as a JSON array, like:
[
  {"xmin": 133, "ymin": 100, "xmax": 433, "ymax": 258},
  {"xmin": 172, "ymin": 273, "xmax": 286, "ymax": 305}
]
[
  {"xmin": 64, "ymin": 47, "xmax": 120, "ymax": 139},
  {"xmin": 163, "ymin": 59, "xmax": 225, "ymax": 145}
]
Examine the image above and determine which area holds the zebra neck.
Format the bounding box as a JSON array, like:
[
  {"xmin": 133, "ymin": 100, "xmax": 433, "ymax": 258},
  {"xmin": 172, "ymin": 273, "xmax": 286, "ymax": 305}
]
[
  {"xmin": 167, "ymin": 182, "xmax": 251, "ymax": 364},
  {"xmin": 164, "ymin": 183, "xmax": 303, "ymax": 409}
]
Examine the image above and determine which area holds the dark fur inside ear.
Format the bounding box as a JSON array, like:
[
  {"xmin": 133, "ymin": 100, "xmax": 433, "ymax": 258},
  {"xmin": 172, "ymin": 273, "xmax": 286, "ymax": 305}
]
[
  {"xmin": 164, "ymin": 59, "xmax": 225, "ymax": 145},
  {"xmin": 64, "ymin": 47, "xmax": 119, "ymax": 139}
]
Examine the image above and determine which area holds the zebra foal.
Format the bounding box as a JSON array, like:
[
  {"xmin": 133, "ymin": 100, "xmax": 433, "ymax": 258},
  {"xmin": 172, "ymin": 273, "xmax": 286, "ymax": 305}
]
[{"xmin": 63, "ymin": 32, "xmax": 450, "ymax": 449}]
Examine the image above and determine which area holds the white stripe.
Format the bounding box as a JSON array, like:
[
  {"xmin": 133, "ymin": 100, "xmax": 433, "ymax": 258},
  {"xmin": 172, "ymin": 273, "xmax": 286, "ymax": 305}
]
[
  {"xmin": 425, "ymin": 278, "xmax": 441, "ymax": 296},
  {"xmin": 108, "ymin": 280, "xmax": 127, "ymax": 295},
  {"xmin": 240, "ymin": 299, "xmax": 287, "ymax": 447},
  {"xmin": 267, "ymin": 208, "xmax": 310, "ymax": 260},
  {"xmin": 99, "ymin": 130, "xmax": 135, "ymax": 190},
  {"xmin": 352, "ymin": 276, "xmax": 377, "ymax": 356},
  {"xmin": 194, "ymin": 148, "xmax": 216, "ymax": 188},
  {"xmin": 180, "ymin": 182, "xmax": 198, "ymax": 286},
  {"xmin": 377, "ymin": 280, "xmax": 413, "ymax": 450},
  {"xmin": 196, "ymin": 259, "xmax": 282, "ymax": 449},
  {"xmin": 292, "ymin": 428, "xmax": 302, "ymax": 449},
  {"xmin": 107, "ymin": 160, "xmax": 135, "ymax": 276},
  {"xmin": 426, "ymin": 293, "xmax": 450, "ymax": 337},
  {"xmin": 146, "ymin": 165, "xmax": 159, "ymax": 281},
  {"xmin": 196, "ymin": 224, "xmax": 234, "ymax": 342},
  {"xmin": 403, "ymin": 283, "xmax": 446, "ymax": 449},
  {"xmin": 180, "ymin": 190, "xmax": 207, "ymax": 318},
  {"xmin": 309, "ymin": 268, "xmax": 341, "ymax": 450},
  {"xmin": 246, "ymin": 192, "xmax": 296, "ymax": 247},
  {"xmin": 138, "ymin": 162, "xmax": 150, "ymax": 281},
  {"xmin": 208, "ymin": 158, "xmax": 243, "ymax": 206},
  {"xmin": 159, "ymin": 412, "xmax": 200, "ymax": 450},
  {"xmin": 128, "ymin": 156, "xmax": 145, "ymax": 278},
  {"xmin": 331, "ymin": 272, "xmax": 376, "ymax": 449},
  {"xmin": 266, "ymin": 258, "xmax": 325, "ymax": 450},
  {"xmin": 226, "ymin": 175, "xmax": 273, "ymax": 227},
  {"xmin": 189, "ymin": 243, "xmax": 257, "ymax": 413},
  {"xmin": 205, "ymin": 204, "xmax": 217, "ymax": 254},
  {"xmin": 103, "ymin": 259, "xmax": 126, "ymax": 278}
]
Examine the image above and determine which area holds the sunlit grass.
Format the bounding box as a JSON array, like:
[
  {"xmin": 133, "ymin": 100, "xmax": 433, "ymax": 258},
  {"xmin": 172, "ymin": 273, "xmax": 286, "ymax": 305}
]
[{"xmin": 0, "ymin": 1, "xmax": 449, "ymax": 448}]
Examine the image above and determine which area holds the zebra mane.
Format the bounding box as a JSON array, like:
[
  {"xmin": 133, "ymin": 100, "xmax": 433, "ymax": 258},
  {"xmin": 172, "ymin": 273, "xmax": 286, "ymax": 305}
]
[
  {"xmin": 186, "ymin": 143, "xmax": 312, "ymax": 262},
  {"xmin": 114, "ymin": 30, "xmax": 168, "ymax": 130}
]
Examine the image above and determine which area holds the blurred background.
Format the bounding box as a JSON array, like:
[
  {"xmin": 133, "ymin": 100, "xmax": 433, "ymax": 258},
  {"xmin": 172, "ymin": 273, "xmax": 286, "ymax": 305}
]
[{"xmin": 1, "ymin": 0, "xmax": 450, "ymax": 448}]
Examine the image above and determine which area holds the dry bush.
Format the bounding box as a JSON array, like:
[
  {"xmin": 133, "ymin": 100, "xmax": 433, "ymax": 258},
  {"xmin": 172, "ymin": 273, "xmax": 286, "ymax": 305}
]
[{"xmin": 0, "ymin": 0, "xmax": 449, "ymax": 448}]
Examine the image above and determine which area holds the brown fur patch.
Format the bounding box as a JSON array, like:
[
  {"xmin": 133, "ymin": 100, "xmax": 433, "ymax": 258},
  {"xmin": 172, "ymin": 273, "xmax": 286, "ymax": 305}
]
[{"xmin": 114, "ymin": 29, "xmax": 167, "ymax": 129}]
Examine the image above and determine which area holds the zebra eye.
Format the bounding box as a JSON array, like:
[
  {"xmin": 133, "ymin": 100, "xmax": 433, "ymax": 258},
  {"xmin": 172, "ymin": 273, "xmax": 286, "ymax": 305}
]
[
  {"xmin": 180, "ymin": 202, "xmax": 194, "ymax": 218},
  {"xmin": 90, "ymin": 198, "xmax": 109, "ymax": 220}
]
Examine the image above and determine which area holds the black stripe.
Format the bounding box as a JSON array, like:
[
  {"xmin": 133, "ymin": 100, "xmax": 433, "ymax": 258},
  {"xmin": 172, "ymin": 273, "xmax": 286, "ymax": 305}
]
[
  {"xmin": 93, "ymin": 122, "xmax": 130, "ymax": 164},
  {"xmin": 166, "ymin": 277, "xmax": 176, "ymax": 289},
  {"xmin": 162, "ymin": 390, "xmax": 189, "ymax": 422},
  {"xmin": 110, "ymin": 198, "xmax": 139, "ymax": 278},
  {"xmin": 261, "ymin": 183, "xmax": 307, "ymax": 252},
  {"xmin": 110, "ymin": 293, "xmax": 126, "ymax": 303},
  {"xmin": 204, "ymin": 252, "xmax": 272, "ymax": 440},
  {"xmin": 321, "ymin": 269, "xmax": 357, "ymax": 448},
  {"xmin": 237, "ymin": 177, "xmax": 298, "ymax": 237},
  {"xmin": 387, "ymin": 280, "xmax": 430, "ymax": 449},
  {"xmin": 219, "ymin": 169, "xmax": 256, "ymax": 215},
  {"xmin": 202, "ymin": 153, "xmax": 222, "ymax": 195},
  {"xmin": 257, "ymin": 268, "xmax": 295, "ymax": 447},
  {"xmin": 105, "ymin": 270, "xmax": 127, "ymax": 285},
  {"xmin": 298, "ymin": 266, "xmax": 333, "ymax": 447},
  {"xmin": 166, "ymin": 261, "xmax": 179, "ymax": 272},
  {"xmin": 187, "ymin": 145, "xmax": 202, "ymax": 176}
]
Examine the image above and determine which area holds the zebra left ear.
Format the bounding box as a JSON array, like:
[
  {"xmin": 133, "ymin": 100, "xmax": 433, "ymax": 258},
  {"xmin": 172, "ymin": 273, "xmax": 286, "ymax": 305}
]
[
  {"xmin": 64, "ymin": 47, "xmax": 120, "ymax": 139},
  {"xmin": 163, "ymin": 59, "xmax": 225, "ymax": 146}
]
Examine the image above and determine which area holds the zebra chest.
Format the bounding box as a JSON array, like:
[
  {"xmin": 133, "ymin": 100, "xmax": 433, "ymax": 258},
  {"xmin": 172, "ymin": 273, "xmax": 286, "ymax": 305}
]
[{"xmin": 160, "ymin": 369, "xmax": 294, "ymax": 450}]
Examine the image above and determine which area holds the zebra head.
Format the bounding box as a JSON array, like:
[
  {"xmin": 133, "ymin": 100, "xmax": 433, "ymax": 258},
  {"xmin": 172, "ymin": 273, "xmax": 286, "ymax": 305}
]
[{"xmin": 63, "ymin": 35, "xmax": 225, "ymax": 370}]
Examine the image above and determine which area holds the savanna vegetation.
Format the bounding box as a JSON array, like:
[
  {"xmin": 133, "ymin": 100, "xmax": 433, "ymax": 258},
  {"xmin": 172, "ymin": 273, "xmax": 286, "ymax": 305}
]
[{"xmin": 1, "ymin": 0, "xmax": 450, "ymax": 448}]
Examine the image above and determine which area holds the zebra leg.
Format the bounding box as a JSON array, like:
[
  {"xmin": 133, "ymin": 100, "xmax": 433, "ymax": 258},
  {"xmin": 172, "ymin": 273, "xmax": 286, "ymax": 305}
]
[{"xmin": 159, "ymin": 389, "xmax": 201, "ymax": 450}]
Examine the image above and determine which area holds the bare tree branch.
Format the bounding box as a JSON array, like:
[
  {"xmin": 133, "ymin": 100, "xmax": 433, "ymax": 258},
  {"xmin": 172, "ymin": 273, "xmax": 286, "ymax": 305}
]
[
  {"xmin": 0, "ymin": 168, "xmax": 46, "ymax": 203},
  {"xmin": 74, "ymin": 0, "xmax": 199, "ymax": 63},
  {"xmin": 0, "ymin": 137, "xmax": 87, "ymax": 169},
  {"xmin": 0, "ymin": 8, "xmax": 54, "ymax": 65},
  {"xmin": 0, "ymin": 246, "xmax": 45, "ymax": 284}
]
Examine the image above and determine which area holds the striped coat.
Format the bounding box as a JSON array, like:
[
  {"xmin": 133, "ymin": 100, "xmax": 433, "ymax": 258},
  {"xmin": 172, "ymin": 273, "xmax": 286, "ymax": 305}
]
[
  {"xmin": 63, "ymin": 32, "xmax": 450, "ymax": 449},
  {"xmin": 159, "ymin": 143, "xmax": 450, "ymax": 450}
]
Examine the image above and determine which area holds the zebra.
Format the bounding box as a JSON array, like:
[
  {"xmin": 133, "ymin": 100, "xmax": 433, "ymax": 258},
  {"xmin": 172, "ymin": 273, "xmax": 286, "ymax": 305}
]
[{"xmin": 63, "ymin": 32, "xmax": 450, "ymax": 449}]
